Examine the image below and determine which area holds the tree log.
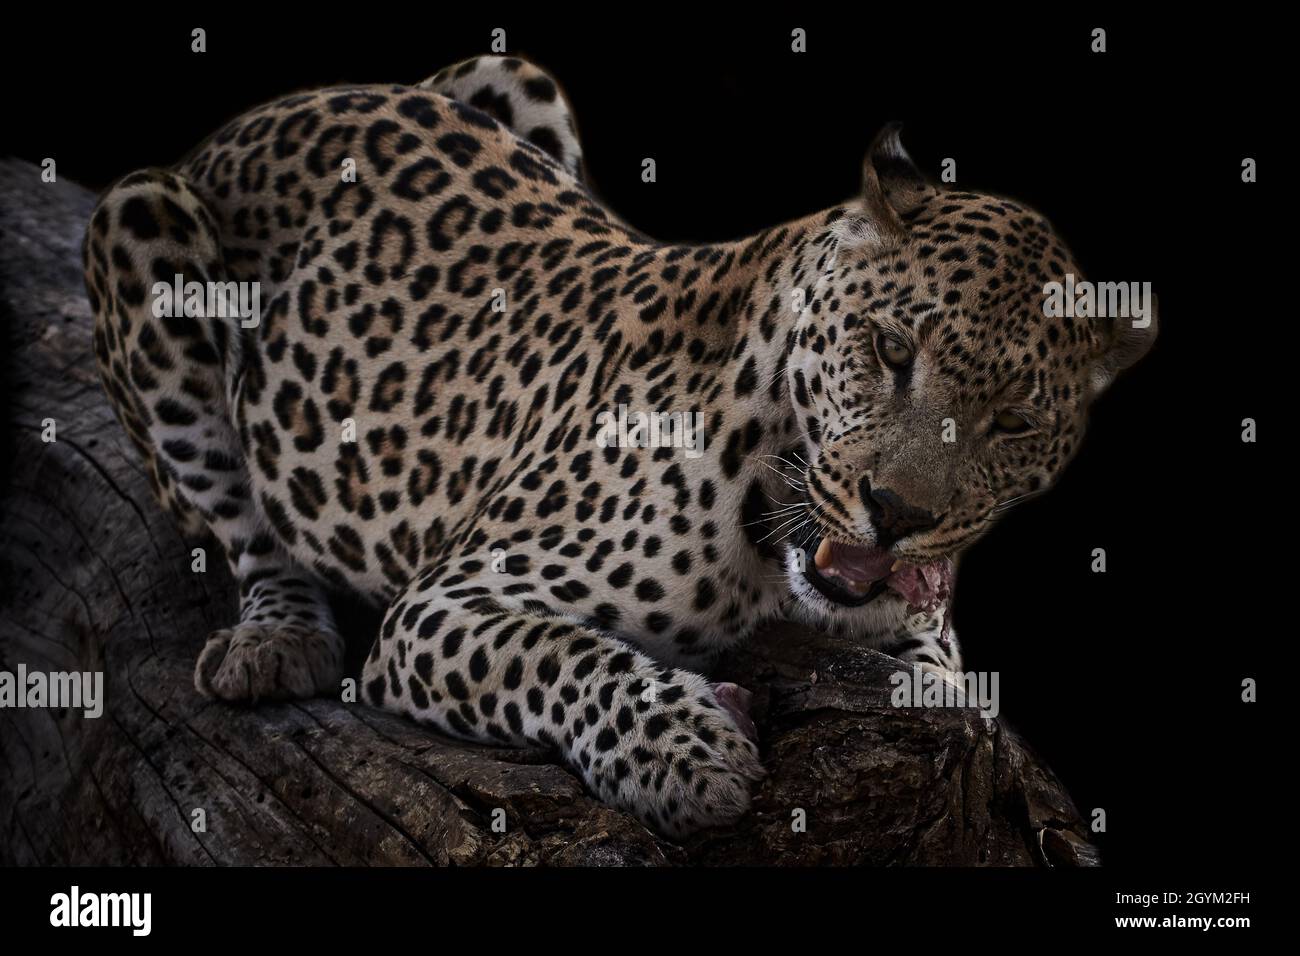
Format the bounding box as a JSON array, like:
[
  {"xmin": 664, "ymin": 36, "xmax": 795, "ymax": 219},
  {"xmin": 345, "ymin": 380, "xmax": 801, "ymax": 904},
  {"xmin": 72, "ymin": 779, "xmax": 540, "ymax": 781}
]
[{"xmin": 0, "ymin": 158, "xmax": 1096, "ymax": 866}]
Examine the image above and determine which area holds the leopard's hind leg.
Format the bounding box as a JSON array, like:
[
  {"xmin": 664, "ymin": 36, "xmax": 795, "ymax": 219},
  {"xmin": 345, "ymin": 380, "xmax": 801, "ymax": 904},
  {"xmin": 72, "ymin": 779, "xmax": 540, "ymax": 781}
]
[{"xmin": 84, "ymin": 168, "xmax": 343, "ymax": 702}]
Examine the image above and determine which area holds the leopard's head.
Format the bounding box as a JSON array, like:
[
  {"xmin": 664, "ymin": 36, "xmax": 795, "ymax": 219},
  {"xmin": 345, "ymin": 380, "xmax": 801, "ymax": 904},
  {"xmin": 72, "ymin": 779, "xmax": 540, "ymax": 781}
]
[{"xmin": 784, "ymin": 126, "xmax": 1156, "ymax": 624}]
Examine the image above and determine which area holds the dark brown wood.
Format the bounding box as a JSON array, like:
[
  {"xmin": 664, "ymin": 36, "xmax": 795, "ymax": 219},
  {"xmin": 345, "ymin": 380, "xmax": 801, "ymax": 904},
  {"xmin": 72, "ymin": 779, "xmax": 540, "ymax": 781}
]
[{"xmin": 0, "ymin": 158, "xmax": 1096, "ymax": 866}]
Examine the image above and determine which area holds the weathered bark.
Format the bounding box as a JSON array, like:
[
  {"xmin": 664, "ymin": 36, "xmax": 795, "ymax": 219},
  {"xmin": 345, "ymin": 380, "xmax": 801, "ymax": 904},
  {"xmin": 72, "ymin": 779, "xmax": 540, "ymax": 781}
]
[{"xmin": 0, "ymin": 158, "xmax": 1097, "ymax": 866}]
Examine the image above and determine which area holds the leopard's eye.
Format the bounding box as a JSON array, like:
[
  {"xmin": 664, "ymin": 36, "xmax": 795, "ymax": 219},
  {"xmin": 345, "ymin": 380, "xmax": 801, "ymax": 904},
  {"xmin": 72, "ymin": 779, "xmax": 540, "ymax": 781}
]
[
  {"xmin": 993, "ymin": 410, "xmax": 1032, "ymax": 434},
  {"xmin": 877, "ymin": 334, "xmax": 913, "ymax": 369}
]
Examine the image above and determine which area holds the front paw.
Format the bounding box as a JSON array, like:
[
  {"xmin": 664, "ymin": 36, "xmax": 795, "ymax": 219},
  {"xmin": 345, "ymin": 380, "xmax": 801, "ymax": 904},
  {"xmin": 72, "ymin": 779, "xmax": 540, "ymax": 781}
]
[
  {"xmin": 585, "ymin": 678, "xmax": 765, "ymax": 838},
  {"xmin": 195, "ymin": 623, "xmax": 343, "ymax": 702}
]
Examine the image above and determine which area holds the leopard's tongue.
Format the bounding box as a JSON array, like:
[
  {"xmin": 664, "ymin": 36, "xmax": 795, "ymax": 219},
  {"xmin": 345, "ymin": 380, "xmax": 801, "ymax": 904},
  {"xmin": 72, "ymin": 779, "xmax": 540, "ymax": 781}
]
[
  {"xmin": 813, "ymin": 538, "xmax": 895, "ymax": 589},
  {"xmin": 813, "ymin": 537, "xmax": 953, "ymax": 613}
]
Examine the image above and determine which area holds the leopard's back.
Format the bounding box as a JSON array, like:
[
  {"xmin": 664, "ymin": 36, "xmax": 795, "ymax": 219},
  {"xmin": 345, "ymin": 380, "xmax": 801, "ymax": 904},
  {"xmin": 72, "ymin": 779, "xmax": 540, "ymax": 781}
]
[{"xmin": 175, "ymin": 82, "xmax": 644, "ymax": 602}]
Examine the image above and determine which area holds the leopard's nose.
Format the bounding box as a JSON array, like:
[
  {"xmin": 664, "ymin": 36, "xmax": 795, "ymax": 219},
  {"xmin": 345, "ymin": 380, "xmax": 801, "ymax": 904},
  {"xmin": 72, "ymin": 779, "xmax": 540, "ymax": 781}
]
[{"xmin": 859, "ymin": 479, "xmax": 938, "ymax": 544}]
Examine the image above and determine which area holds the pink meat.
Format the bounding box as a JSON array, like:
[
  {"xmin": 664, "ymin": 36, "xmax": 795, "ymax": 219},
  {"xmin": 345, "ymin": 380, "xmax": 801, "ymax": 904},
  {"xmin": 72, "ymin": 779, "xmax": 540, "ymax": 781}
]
[
  {"xmin": 886, "ymin": 559, "xmax": 954, "ymax": 639},
  {"xmin": 816, "ymin": 540, "xmax": 955, "ymax": 640}
]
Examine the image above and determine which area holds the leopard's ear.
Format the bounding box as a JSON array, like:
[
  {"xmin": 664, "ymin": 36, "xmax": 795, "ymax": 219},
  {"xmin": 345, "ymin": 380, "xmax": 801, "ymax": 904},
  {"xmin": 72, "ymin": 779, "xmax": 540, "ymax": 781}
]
[
  {"xmin": 842, "ymin": 124, "xmax": 939, "ymax": 253},
  {"xmin": 1089, "ymin": 295, "xmax": 1159, "ymax": 397},
  {"xmin": 865, "ymin": 123, "xmax": 941, "ymax": 218}
]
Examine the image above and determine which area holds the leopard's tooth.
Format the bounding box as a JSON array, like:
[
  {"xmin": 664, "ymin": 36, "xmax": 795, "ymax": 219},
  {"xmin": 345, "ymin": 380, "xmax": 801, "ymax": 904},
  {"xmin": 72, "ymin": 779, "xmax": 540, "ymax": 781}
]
[
  {"xmin": 814, "ymin": 537, "xmax": 833, "ymax": 570},
  {"xmin": 891, "ymin": 560, "xmax": 904, "ymax": 573}
]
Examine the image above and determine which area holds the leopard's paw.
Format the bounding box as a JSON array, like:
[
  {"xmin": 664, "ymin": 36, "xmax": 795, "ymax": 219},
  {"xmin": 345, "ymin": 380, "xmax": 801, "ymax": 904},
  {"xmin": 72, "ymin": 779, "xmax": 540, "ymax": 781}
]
[
  {"xmin": 591, "ymin": 678, "xmax": 765, "ymax": 838},
  {"xmin": 195, "ymin": 623, "xmax": 344, "ymax": 702}
]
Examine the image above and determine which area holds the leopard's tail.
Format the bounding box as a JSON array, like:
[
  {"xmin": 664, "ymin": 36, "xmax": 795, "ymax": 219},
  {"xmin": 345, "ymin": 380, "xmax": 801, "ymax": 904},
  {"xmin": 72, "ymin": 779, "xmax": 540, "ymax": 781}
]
[{"xmin": 418, "ymin": 56, "xmax": 585, "ymax": 182}]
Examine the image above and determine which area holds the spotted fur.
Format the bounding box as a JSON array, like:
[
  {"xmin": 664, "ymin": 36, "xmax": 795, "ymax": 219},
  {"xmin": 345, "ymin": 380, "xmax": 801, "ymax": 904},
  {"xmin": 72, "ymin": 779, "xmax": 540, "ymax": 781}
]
[
  {"xmin": 419, "ymin": 56, "xmax": 585, "ymax": 181},
  {"xmin": 82, "ymin": 61, "xmax": 1154, "ymax": 836}
]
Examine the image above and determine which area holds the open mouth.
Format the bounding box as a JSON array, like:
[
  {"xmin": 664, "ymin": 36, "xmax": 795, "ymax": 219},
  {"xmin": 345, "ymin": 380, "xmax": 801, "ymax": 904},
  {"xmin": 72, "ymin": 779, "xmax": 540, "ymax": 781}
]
[{"xmin": 803, "ymin": 536, "xmax": 954, "ymax": 614}]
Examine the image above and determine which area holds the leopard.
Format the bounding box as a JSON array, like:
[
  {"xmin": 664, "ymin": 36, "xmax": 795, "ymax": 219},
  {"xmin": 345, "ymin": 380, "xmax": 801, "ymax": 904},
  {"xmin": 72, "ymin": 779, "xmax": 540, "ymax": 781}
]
[{"xmin": 82, "ymin": 55, "xmax": 1156, "ymax": 837}]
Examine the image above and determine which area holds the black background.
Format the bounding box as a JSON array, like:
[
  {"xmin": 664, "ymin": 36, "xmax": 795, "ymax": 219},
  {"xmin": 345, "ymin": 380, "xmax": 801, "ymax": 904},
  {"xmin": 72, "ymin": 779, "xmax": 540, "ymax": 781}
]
[{"xmin": 8, "ymin": 8, "xmax": 1279, "ymax": 873}]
